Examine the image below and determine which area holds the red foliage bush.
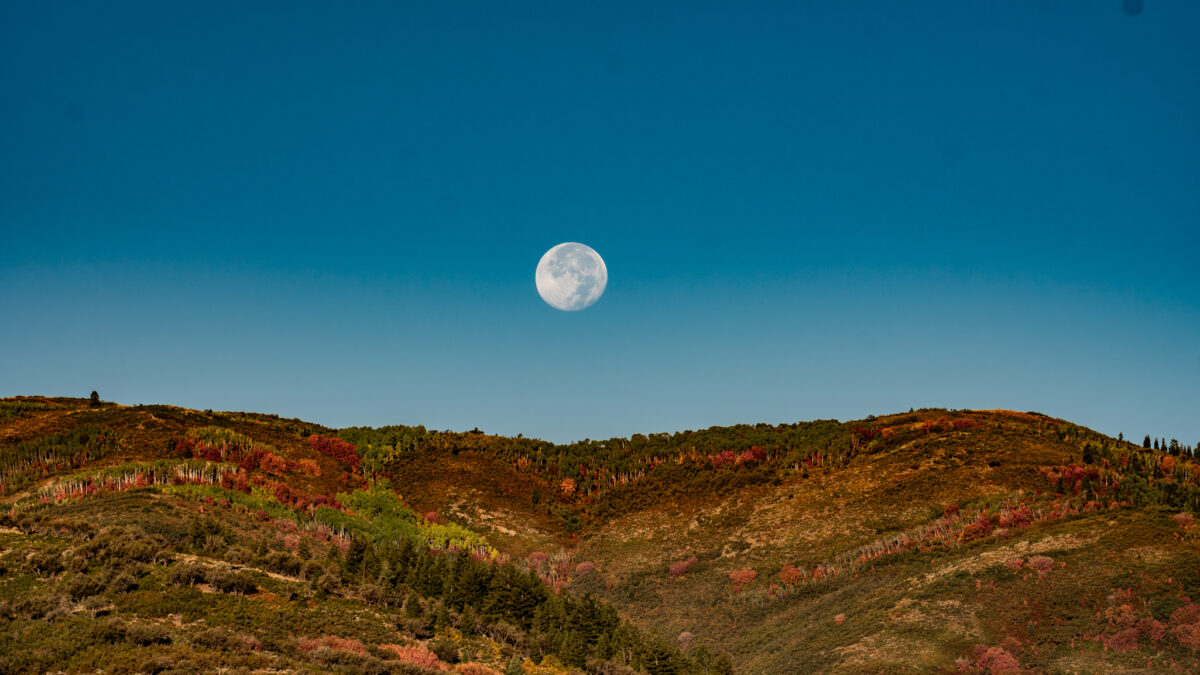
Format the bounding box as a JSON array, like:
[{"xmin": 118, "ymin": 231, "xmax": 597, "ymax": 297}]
[
  {"xmin": 259, "ymin": 452, "xmax": 288, "ymax": 476},
  {"xmin": 307, "ymin": 435, "xmax": 360, "ymax": 468},
  {"xmin": 1105, "ymin": 627, "xmax": 1139, "ymax": 652},
  {"xmin": 575, "ymin": 561, "xmax": 595, "ymax": 575},
  {"xmin": 960, "ymin": 512, "xmax": 994, "ymax": 542},
  {"xmin": 1026, "ymin": 555, "xmax": 1054, "ymax": 577},
  {"xmin": 1175, "ymin": 623, "xmax": 1200, "ymax": 651},
  {"xmin": 379, "ymin": 643, "xmax": 443, "ymax": 668},
  {"xmin": 296, "ymin": 458, "xmax": 321, "ymax": 477},
  {"xmin": 729, "ymin": 569, "xmax": 757, "ymax": 586},
  {"xmin": 971, "ymin": 645, "xmax": 1020, "ymax": 673},
  {"xmin": 1173, "ymin": 512, "xmax": 1196, "ymax": 529},
  {"xmin": 779, "ymin": 565, "xmax": 804, "ymax": 586},
  {"xmin": 709, "ymin": 450, "xmax": 737, "ymax": 470},
  {"xmin": 851, "ymin": 426, "xmax": 880, "ymax": 442},
  {"xmin": 424, "ymin": 512, "xmax": 439, "ymax": 523},
  {"xmin": 736, "ymin": 446, "xmax": 767, "ymax": 465},
  {"xmin": 952, "ymin": 417, "xmax": 979, "ymax": 430},
  {"xmin": 834, "ymin": 613, "xmax": 846, "ymax": 625},
  {"xmin": 1137, "ymin": 617, "xmax": 1166, "ymax": 643},
  {"xmin": 669, "ymin": 556, "xmax": 698, "ymax": 578},
  {"xmin": 1170, "ymin": 604, "xmax": 1200, "ymax": 628}
]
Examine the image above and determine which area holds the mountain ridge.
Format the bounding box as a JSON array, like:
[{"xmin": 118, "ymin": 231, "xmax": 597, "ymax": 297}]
[{"xmin": 2, "ymin": 396, "xmax": 1199, "ymax": 673}]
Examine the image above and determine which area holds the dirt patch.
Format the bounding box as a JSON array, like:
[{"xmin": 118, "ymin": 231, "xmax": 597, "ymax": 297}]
[{"xmin": 916, "ymin": 532, "xmax": 1096, "ymax": 586}]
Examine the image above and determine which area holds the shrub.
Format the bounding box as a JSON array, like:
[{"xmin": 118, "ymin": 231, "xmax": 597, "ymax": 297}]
[
  {"xmin": 779, "ymin": 565, "xmax": 804, "ymax": 586},
  {"xmin": 379, "ymin": 643, "xmax": 442, "ymax": 669},
  {"xmin": 224, "ymin": 546, "xmax": 254, "ymax": 565},
  {"xmin": 729, "ymin": 569, "xmax": 757, "ymax": 587},
  {"xmin": 169, "ymin": 564, "xmax": 208, "ymax": 587},
  {"xmin": 429, "ymin": 636, "xmax": 460, "ymax": 664},
  {"xmin": 12, "ymin": 591, "xmax": 68, "ymax": 619},
  {"xmin": 971, "ymin": 645, "xmax": 1020, "ymax": 673},
  {"xmin": 1173, "ymin": 512, "xmax": 1196, "ymax": 529},
  {"xmin": 108, "ymin": 571, "xmax": 138, "ymax": 594},
  {"xmin": 127, "ymin": 623, "xmax": 173, "ymax": 646},
  {"xmin": 1137, "ymin": 617, "xmax": 1166, "ymax": 643},
  {"xmin": 834, "ymin": 613, "xmax": 846, "ymax": 625},
  {"xmin": 259, "ymin": 452, "xmax": 289, "ymax": 476},
  {"xmin": 193, "ymin": 627, "xmax": 252, "ymax": 652},
  {"xmin": 1026, "ymin": 555, "xmax": 1054, "ymax": 577},
  {"xmin": 669, "ymin": 556, "xmax": 697, "ymax": 578},
  {"xmin": 296, "ymin": 458, "xmax": 322, "ymax": 476},
  {"xmin": 63, "ymin": 573, "xmax": 105, "ymax": 599},
  {"xmin": 308, "ymin": 435, "xmax": 360, "ymax": 468},
  {"xmin": 575, "ymin": 561, "xmax": 595, "ymax": 575},
  {"xmin": 206, "ymin": 568, "xmax": 257, "ymax": 594},
  {"xmin": 258, "ymin": 550, "xmax": 301, "ymax": 576},
  {"xmin": 93, "ymin": 618, "xmax": 127, "ymax": 642},
  {"xmin": 1104, "ymin": 627, "xmax": 1139, "ymax": 652}
]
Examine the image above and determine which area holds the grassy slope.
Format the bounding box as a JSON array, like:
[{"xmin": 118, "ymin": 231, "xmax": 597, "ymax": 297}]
[
  {"xmin": 3, "ymin": 399, "xmax": 1199, "ymax": 673},
  {"xmin": 383, "ymin": 409, "xmax": 1200, "ymax": 673}
]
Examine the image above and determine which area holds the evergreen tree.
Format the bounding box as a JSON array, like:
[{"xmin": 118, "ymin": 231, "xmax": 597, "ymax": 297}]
[
  {"xmin": 345, "ymin": 538, "xmax": 367, "ymax": 579},
  {"xmin": 559, "ymin": 630, "xmax": 591, "ymax": 668},
  {"xmin": 435, "ymin": 601, "xmax": 452, "ymax": 631},
  {"xmin": 89, "ymin": 391, "xmax": 100, "ymax": 407},
  {"xmin": 459, "ymin": 604, "xmax": 478, "ymax": 636},
  {"xmin": 404, "ymin": 591, "xmax": 423, "ymax": 619},
  {"xmin": 1144, "ymin": 435, "xmax": 1152, "ymax": 448},
  {"xmin": 504, "ymin": 656, "xmax": 526, "ymax": 675}
]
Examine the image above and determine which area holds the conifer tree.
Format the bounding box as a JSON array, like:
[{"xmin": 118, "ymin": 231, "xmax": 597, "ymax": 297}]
[
  {"xmin": 459, "ymin": 604, "xmax": 477, "ymax": 636},
  {"xmin": 404, "ymin": 591, "xmax": 423, "ymax": 619},
  {"xmin": 435, "ymin": 601, "xmax": 452, "ymax": 631}
]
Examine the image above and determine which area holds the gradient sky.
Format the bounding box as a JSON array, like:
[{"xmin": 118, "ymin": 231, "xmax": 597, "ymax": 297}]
[{"xmin": 2, "ymin": 1, "xmax": 1197, "ymax": 444}]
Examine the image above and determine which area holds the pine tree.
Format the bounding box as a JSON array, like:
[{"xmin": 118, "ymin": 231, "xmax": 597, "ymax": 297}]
[
  {"xmin": 1144, "ymin": 435, "xmax": 1152, "ymax": 448},
  {"xmin": 504, "ymin": 656, "xmax": 526, "ymax": 675},
  {"xmin": 459, "ymin": 604, "xmax": 477, "ymax": 636},
  {"xmin": 559, "ymin": 630, "xmax": 591, "ymax": 668},
  {"xmin": 404, "ymin": 591, "xmax": 423, "ymax": 619},
  {"xmin": 435, "ymin": 601, "xmax": 452, "ymax": 631},
  {"xmin": 89, "ymin": 391, "xmax": 100, "ymax": 407}
]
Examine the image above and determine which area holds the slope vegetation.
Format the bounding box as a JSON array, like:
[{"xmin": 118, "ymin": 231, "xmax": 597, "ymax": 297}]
[{"xmin": 3, "ymin": 397, "xmax": 1199, "ymax": 673}]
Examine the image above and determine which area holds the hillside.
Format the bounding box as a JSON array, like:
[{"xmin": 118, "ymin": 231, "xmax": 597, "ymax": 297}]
[{"xmin": 2, "ymin": 397, "xmax": 1199, "ymax": 673}]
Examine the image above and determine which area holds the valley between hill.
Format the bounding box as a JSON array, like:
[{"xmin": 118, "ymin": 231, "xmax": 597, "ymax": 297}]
[{"xmin": 1, "ymin": 397, "xmax": 1198, "ymax": 673}]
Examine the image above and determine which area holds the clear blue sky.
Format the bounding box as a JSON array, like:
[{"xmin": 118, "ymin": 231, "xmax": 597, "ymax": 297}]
[{"xmin": 2, "ymin": 1, "xmax": 1197, "ymax": 444}]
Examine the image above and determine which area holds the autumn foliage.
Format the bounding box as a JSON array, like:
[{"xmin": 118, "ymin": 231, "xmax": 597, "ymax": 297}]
[
  {"xmin": 778, "ymin": 565, "xmax": 804, "ymax": 586},
  {"xmin": 729, "ymin": 568, "xmax": 757, "ymax": 588},
  {"xmin": 307, "ymin": 435, "xmax": 360, "ymax": 468},
  {"xmin": 669, "ymin": 556, "xmax": 698, "ymax": 578}
]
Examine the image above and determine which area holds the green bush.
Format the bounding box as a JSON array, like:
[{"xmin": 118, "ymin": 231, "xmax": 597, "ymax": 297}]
[
  {"xmin": 126, "ymin": 622, "xmax": 173, "ymax": 645},
  {"xmin": 429, "ymin": 636, "xmax": 461, "ymax": 663},
  {"xmin": 206, "ymin": 568, "xmax": 257, "ymax": 594}
]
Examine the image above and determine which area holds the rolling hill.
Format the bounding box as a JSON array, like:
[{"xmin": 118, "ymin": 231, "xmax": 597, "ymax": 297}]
[{"xmin": 1, "ymin": 396, "xmax": 1198, "ymax": 674}]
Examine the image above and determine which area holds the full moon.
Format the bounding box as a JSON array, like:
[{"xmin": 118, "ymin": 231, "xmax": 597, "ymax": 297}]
[{"xmin": 535, "ymin": 242, "xmax": 607, "ymax": 311}]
